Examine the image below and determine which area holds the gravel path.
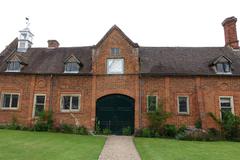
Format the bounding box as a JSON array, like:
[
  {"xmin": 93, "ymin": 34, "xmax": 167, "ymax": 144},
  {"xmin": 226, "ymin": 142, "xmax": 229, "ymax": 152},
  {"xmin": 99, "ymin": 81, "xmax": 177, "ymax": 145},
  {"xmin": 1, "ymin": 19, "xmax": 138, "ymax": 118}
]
[{"xmin": 98, "ymin": 135, "xmax": 141, "ymax": 160}]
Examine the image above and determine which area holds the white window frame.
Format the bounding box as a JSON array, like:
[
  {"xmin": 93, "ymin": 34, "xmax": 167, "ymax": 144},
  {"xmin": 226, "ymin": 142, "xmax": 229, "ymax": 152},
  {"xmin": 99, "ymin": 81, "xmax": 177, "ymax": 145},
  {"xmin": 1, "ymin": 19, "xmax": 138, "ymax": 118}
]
[
  {"xmin": 219, "ymin": 96, "xmax": 234, "ymax": 119},
  {"xmin": 177, "ymin": 96, "xmax": 190, "ymax": 114},
  {"xmin": 60, "ymin": 94, "xmax": 81, "ymax": 112},
  {"xmin": 147, "ymin": 95, "xmax": 158, "ymax": 112},
  {"xmin": 1, "ymin": 93, "xmax": 20, "ymax": 110},
  {"xmin": 107, "ymin": 58, "xmax": 124, "ymax": 74},
  {"xmin": 32, "ymin": 94, "xmax": 46, "ymax": 117}
]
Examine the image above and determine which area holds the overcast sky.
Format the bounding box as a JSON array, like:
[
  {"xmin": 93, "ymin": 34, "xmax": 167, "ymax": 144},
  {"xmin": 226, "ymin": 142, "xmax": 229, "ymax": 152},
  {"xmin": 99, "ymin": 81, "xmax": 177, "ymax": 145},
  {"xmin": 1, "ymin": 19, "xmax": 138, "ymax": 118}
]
[{"xmin": 0, "ymin": 0, "xmax": 239, "ymax": 51}]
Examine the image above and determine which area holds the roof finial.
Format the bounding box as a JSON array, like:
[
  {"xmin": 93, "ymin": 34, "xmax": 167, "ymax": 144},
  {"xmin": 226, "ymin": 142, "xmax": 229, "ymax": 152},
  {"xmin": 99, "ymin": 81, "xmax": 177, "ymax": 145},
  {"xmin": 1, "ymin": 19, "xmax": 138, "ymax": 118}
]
[{"xmin": 25, "ymin": 17, "xmax": 30, "ymax": 28}]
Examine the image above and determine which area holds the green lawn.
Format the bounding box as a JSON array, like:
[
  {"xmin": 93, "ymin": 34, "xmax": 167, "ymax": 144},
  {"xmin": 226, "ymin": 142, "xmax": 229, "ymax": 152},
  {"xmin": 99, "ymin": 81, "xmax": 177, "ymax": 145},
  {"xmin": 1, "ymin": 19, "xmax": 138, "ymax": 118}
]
[
  {"xmin": 0, "ymin": 130, "xmax": 106, "ymax": 160},
  {"xmin": 135, "ymin": 138, "xmax": 240, "ymax": 160}
]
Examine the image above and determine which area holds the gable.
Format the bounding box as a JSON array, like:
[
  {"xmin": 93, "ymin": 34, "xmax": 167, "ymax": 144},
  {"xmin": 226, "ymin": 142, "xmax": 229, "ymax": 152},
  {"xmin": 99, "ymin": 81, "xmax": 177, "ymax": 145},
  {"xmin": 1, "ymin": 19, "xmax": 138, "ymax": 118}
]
[
  {"xmin": 212, "ymin": 55, "xmax": 232, "ymax": 65},
  {"xmin": 95, "ymin": 25, "xmax": 139, "ymax": 48},
  {"xmin": 64, "ymin": 55, "xmax": 81, "ymax": 64}
]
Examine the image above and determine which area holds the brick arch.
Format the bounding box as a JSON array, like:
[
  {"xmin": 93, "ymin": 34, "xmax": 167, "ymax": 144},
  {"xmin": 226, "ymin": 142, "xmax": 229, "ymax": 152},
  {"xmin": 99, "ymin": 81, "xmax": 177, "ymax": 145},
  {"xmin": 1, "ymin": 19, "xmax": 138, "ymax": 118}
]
[{"xmin": 96, "ymin": 89, "xmax": 135, "ymax": 100}]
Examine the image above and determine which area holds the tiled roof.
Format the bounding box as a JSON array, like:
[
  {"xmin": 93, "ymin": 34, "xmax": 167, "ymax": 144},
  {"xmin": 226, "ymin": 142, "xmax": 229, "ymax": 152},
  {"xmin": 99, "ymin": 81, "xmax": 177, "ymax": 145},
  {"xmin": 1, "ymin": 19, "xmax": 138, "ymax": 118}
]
[{"xmin": 1, "ymin": 38, "xmax": 240, "ymax": 76}]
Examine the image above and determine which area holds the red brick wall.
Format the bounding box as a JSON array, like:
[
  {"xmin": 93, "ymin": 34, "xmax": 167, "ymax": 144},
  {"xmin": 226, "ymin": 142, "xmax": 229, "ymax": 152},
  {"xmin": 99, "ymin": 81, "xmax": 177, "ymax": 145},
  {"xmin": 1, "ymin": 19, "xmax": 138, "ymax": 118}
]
[
  {"xmin": 0, "ymin": 75, "xmax": 33, "ymax": 125},
  {"xmin": 140, "ymin": 76, "xmax": 240, "ymax": 129},
  {"xmin": 0, "ymin": 74, "xmax": 93, "ymax": 129},
  {"xmin": 1, "ymin": 75, "xmax": 240, "ymax": 130}
]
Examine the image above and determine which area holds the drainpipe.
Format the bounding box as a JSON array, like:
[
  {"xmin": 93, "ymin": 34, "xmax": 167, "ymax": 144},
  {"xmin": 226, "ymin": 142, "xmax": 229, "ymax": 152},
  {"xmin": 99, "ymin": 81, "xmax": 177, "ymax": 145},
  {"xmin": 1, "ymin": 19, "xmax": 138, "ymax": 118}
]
[
  {"xmin": 49, "ymin": 74, "xmax": 54, "ymax": 112},
  {"xmin": 139, "ymin": 75, "xmax": 143, "ymax": 129}
]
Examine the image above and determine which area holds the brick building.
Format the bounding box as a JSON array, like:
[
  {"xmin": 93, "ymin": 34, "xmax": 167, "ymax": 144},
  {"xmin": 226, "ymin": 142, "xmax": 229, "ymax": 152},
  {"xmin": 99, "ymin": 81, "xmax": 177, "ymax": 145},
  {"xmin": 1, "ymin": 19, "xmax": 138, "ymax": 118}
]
[{"xmin": 0, "ymin": 16, "xmax": 240, "ymax": 134}]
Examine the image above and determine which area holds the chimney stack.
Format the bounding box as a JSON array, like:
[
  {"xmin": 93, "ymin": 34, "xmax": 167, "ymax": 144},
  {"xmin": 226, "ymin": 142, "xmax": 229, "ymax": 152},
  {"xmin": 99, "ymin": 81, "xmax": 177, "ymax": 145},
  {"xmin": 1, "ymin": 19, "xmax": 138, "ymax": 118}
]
[
  {"xmin": 48, "ymin": 40, "xmax": 59, "ymax": 48},
  {"xmin": 222, "ymin": 16, "xmax": 239, "ymax": 49}
]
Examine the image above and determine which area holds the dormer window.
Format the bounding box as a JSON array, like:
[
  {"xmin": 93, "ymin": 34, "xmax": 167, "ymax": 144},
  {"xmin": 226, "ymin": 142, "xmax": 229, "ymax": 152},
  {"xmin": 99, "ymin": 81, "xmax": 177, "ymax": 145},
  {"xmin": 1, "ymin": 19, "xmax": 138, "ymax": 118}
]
[
  {"xmin": 64, "ymin": 55, "xmax": 81, "ymax": 73},
  {"xmin": 212, "ymin": 56, "xmax": 232, "ymax": 74},
  {"xmin": 64, "ymin": 62, "xmax": 80, "ymax": 73},
  {"xmin": 6, "ymin": 61, "xmax": 21, "ymax": 72}
]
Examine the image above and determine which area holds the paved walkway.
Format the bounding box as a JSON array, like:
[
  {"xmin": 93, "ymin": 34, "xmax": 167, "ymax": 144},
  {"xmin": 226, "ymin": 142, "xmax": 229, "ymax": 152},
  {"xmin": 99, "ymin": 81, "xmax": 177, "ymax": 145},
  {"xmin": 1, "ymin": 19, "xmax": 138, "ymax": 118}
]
[{"xmin": 98, "ymin": 135, "xmax": 141, "ymax": 160}]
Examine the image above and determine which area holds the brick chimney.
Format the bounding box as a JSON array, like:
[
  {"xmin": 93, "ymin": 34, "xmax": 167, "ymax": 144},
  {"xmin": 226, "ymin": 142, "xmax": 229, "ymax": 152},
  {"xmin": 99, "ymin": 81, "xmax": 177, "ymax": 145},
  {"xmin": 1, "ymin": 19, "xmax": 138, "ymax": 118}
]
[
  {"xmin": 222, "ymin": 16, "xmax": 239, "ymax": 49},
  {"xmin": 47, "ymin": 40, "xmax": 59, "ymax": 48}
]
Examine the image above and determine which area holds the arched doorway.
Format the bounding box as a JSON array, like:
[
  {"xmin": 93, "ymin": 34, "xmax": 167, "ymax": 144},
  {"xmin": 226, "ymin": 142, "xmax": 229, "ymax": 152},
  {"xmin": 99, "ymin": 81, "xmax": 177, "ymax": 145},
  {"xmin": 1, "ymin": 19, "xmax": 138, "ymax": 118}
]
[{"xmin": 96, "ymin": 94, "xmax": 134, "ymax": 135}]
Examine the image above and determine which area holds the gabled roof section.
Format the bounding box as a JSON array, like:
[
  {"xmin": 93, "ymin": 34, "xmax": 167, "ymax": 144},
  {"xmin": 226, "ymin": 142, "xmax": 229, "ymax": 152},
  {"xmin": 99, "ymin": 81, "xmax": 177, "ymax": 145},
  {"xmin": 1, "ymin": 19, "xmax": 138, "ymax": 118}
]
[
  {"xmin": 96, "ymin": 25, "xmax": 139, "ymax": 48},
  {"xmin": 0, "ymin": 45, "xmax": 92, "ymax": 75},
  {"xmin": 64, "ymin": 54, "xmax": 81, "ymax": 64},
  {"xmin": 211, "ymin": 55, "xmax": 232, "ymax": 65},
  {"xmin": 0, "ymin": 38, "xmax": 18, "ymax": 57},
  {"xmin": 139, "ymin": 47, "xmax": 240, "ymax": 76}
]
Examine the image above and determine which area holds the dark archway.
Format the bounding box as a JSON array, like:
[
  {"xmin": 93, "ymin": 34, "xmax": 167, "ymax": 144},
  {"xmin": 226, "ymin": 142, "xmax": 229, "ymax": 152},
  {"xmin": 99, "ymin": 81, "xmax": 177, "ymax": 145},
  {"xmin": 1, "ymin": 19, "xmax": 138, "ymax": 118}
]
[{"xmin": 96, "ymin": 94, "xmax": 134, "ymax": 135}]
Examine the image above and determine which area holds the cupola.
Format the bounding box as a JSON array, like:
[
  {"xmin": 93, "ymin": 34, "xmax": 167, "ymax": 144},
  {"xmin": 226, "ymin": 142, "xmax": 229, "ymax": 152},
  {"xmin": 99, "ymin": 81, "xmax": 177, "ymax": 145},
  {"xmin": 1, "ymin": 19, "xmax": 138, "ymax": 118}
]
[{"xmin": 17, "ymin": 18, "xmax": 34, "ymax": 52}]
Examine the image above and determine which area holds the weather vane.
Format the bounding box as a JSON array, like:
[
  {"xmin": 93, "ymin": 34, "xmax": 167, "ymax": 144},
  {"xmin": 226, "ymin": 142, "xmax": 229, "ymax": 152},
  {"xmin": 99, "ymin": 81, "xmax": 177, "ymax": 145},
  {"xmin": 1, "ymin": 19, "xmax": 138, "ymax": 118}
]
[{"xmin": 25, "ymin": 17, "xmax": 30, "ymax": 28}]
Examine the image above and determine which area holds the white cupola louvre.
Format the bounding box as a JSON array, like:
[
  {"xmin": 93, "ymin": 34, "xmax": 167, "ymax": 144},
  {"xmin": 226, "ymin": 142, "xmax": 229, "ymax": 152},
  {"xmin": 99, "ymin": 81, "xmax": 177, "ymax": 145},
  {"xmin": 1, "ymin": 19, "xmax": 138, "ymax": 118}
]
[{"xmin": 17, "ymin": 19, "xmax": 34, "ymax": 53}]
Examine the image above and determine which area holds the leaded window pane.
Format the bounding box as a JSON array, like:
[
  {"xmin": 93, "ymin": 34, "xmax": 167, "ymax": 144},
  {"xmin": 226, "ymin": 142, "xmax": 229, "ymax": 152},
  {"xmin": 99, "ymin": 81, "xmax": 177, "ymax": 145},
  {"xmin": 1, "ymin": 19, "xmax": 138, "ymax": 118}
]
[
  {"xmin": 111, "ymin": 48, "xmax": 120, "ymax": 56},
  {"xmin": 216, "ymin": 63, "xmax": 224, "ymax": 72},
  {"xmin": 11, "ymin": 95, "xmax": 19, "ymax": 108},
  {"xmin": 34, "ymin": 95, "xmax": 45, "ymax": 117},
  {"xmin": 220, "ymin": 98, "xmax": 231, "ymax": 108},
  {"xmin": 36, "ymin": 96, "xmax": 45, "ymax": 104},
  {"xmin": 178, "ymin": 97, "xmax": 188, "ymax": 113},
  {"xmin": 71, "ymin": 96, "xmax": 79, "ymax": 110},
  {"xmin": 35, "ymin": 104, "xmax": 44, "ymax": 116},
  {"xmin": 220, "ymin": 97, "xmax": 233, "ymax": 120},
  {"xmin": 7, "ymin": 61, "xmax": 20, "ymax": 71},
  {"xmin": 3, "ymin": 94, "xmax": 11, "ymax": 108},
  {"xmin": 65, "ymin": 62, "xmax": 79, "ymax": 72},
  {"xmin": 223, "ymin": 63, "xmax": 230, "ymax": 72},
  {"xmin": 148, "ymin": 96, "xmax": 157, "ymax": 112},
  {"xmin": 63, "ymin": 96, "xmax": 71, "ymax": 110}
]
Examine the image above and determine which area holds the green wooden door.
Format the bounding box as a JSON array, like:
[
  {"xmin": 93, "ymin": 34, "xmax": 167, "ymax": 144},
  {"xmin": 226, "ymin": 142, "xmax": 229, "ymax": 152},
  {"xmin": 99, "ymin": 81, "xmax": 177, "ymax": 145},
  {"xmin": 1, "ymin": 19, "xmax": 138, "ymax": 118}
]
[{"xmin": 96, "ymin": 94, "xmax": 134, "ymax": 135}]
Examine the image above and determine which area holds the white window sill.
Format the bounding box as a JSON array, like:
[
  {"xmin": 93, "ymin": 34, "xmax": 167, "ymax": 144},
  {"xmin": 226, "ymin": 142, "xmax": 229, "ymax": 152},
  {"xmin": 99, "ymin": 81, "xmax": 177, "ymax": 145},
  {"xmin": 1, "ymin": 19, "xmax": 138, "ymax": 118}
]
[
  {"xmin": 107, "ymin": 72, "xmax": 124, "ymax": 75},
  {"xmin": 60, "ymin": 109, "xmax": 80, "ymax": 112},
  {"xmin": 216, "ymin": 72, "xmax": 232, "ymax": 75},
  {"xmin": 64, "ymin": 71, "xmax": 79, "ymax": 74},
  {"xmin": 5, "ymin": 70, "xmax": 20, "ymax": 72},
  {"xmin": 1, "ymin": 108, "xmax": 19, "ymax": 110},
  {"xmin": 178, "ymin": 112, "xmax": 190, "ymax": 115}
]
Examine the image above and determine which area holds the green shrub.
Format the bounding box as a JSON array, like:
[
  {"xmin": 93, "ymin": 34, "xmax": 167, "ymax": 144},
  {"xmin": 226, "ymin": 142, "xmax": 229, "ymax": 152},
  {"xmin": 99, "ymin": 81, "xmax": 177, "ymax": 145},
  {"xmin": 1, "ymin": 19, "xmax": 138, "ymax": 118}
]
[
  {"xmin": 0, "ymin": 124, "xmax": 7, "ymax": 129},
  {"xmin": 177, "ymin": 125, "xmax": 187, "ymax": 134},
  {"xmin": 7, "ymin": 115, "xmax": 22, "ymax": 130},
  {"xmin": 95, "ymin": 120, "xmax": 101, "ymax": 134},
  {"xmin": 33, "ymin": 121, "xmax": 49, "ymax": 131},
  {"xmin": 207, "ymin": 128, "xmax": 222, "ymax": 141},
  {"xmin": 208, "ymin": 112, "xmax": 240, "ymax": 140},
  {"xmin": 175, "ymin": 128, "xmax": 209, "ymax": 141},
  {"xmin": 147, "ymin": 103, "xmax": 171, "ymax": 133},
  {"xmin": 122, "ymin": 126, "xmax": 132, "ymax": 135},
  {"xmin": 163, "ymin": 124, "xmax": 177, "ymax": 137},
  {"xmin": 142, "ymin": 128, "xmax": 152, "ymax": 137},
  {"xmin": 74, "ymin": 126, "xmax": 88, "ymax": 135},
  {"xmin": 134, "ymin": 129, "xmax": 143, "ymax": 137},
  {"xmin": 103, "ymin": 128, "xmax": 111, "ymax": 135},
  {"xmin": 195, "ymin": 119, "xmax": 202, "ymax": 129},
  {"xmin": 33, "ymin": 111, "xmax": 53, "ymax": 131},
  {"xmin": 59, "ymin": 124, "xmax": 74, "ymax": 133}
]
